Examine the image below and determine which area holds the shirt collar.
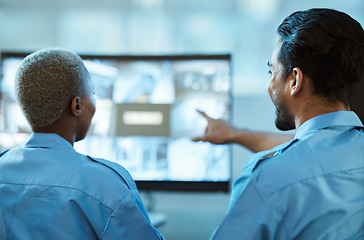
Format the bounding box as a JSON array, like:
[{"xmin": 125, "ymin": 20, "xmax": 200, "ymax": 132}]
[
  {"xmin": 25, "ymin": 132, "xmax": 75, "ymax": 152},
  {"xmin": 295, "ymin": 111, "xmax": 363, "ymax": 140}
]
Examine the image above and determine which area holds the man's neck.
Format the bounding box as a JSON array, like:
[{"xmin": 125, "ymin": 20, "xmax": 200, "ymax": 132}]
[{"xmin": 294, "ymin": 99, "xmax": 349, "ymax": 130}]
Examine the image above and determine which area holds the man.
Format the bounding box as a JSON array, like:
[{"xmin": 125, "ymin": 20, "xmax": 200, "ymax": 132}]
[
  {"xmin": 0, "ymin": 49, "xmax": 164, "ymax": 239},
  {"xmin": 194, "ymin": 8, "xmax": 364, "ymax": 239}
]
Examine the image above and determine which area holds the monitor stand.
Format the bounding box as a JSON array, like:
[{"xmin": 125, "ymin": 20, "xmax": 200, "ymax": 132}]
[
  {"xmin": 148, "ymin": 212, "xmax": 168, "ymax": 228},
  {"xmin": 144, "ymin": 191, "xmax": 167, "ymax": 228}
]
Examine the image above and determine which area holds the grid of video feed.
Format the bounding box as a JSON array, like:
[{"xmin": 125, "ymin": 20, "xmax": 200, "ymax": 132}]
[{"xmin": 0, "ymin": 54, "xmax": 231, "ymax": 183}]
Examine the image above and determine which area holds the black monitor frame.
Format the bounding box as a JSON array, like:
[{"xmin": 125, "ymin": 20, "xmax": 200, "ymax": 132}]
[{"xmin": 0, "ymin": 51, "xmax": 232, "ymax": 192}]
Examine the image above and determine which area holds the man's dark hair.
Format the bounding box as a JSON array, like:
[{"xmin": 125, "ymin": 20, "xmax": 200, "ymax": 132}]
[{"xmin": 277, "ymin": 8, "xmax": 364, "ymax": 105}]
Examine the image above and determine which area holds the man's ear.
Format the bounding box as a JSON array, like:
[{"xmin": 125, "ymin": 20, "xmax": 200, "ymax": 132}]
[
  {"xmin": 71, "ymin": 96, "xmax": 82, "ymax": 117},
  {"xmin": 290, "ymin": 67, "xmax": 304, "ymax": 96}
]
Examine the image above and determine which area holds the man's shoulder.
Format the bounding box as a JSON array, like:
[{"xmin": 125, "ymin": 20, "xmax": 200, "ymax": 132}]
[{"xmin": 252, "ymin": 128, "xmax": 364, "ymax": 195}]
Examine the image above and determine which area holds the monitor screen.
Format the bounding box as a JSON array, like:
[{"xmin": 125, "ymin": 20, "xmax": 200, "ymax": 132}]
[{"xmin": 0, "ymin": 52, "xmax": 232, "ymax": 192}]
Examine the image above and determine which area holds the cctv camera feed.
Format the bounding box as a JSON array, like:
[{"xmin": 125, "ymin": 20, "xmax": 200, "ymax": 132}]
[{"xmin": 0, "ymin": 53, "xmax": 231, "ymax": 189}]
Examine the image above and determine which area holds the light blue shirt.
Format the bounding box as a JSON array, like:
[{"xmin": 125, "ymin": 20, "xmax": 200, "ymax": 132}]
[
  {"xmin": 211, "ymin": 111, "xmax": 364, "ymax": 239},
  {"xmin": 0, "ymin": 133, "xmax": 163, "ymax": 240}
]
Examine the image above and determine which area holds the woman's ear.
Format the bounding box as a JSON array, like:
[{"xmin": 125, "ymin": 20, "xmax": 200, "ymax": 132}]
[
  {"xmin": 71, "ymin": 96, "xmax": 82, "ymax": 117},
  {"xmin": 290, "ymin": 67, "xmax": 304, "ymax": 96}
]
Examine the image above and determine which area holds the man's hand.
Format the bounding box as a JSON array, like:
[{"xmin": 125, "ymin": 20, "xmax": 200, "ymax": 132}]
[
  {"xmin": 192, "ymin": 110, "xmax": 294, "ymax": 151},
  {"xmin": 192, "ymin": 110, "xmax": 236, "ymax": 144}
]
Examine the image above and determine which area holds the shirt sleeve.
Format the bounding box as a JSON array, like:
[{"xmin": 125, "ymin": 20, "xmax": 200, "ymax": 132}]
[
  {"xmin": 100, "ymin": 192, "xmax": 163, "ymax": 240},
  {"xmin": 210, "ymin": 181, "xmax": 282, "ymax": 240}
]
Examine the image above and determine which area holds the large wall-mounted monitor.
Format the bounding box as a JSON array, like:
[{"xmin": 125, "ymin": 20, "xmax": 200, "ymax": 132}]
[{"xmin": 0, "ymin": 52, "xmax": 232, "ymax": 192}]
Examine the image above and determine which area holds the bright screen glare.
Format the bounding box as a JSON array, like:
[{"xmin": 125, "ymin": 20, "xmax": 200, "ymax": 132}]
[{"xmin": 0, "ymin": 54, "xmax": 231, "ymax": 184}]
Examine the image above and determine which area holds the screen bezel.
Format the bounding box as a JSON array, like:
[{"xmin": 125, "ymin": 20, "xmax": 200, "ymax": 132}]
[{"xmin": 0, "ymin": 51, "xmax": 233, "ymax": 192}]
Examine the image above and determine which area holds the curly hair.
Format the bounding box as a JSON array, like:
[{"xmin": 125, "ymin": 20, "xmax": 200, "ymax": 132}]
[
  {"xmin": 277, "ymin": 8, "xmax": 364, "ymax": 105},
  {"xmin": 15, "ymin": 48, "xmax": 89, "ymax": 128}
]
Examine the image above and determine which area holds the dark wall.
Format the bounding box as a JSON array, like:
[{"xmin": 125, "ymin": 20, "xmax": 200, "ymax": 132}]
[{"xmin": 351, "ymin": 79, "xmax": 364, "ymax": 122}]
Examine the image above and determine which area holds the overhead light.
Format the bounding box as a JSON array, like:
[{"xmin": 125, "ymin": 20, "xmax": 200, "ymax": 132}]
[
  {"xmin": 236, "ymin": 0, "xmax": 281, "ymax": 21},
  {"xmin": 138, "ymin": 0, "xmax": 163, "ymax": 8}
]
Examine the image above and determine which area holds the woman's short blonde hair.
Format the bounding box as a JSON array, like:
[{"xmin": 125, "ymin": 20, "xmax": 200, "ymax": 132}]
[{"xmin": 15, "ymin": 48, "xmax": 89, "ymax": 128}]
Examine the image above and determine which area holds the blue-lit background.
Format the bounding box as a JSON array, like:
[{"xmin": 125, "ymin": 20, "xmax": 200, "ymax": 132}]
[{"xmin": 1, "ymin": 0, "xmax": 363, "ymax": 239}]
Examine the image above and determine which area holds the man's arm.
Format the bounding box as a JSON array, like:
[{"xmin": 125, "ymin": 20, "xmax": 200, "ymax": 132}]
[{"xmin": 192, "ymin": 110, "xmax": 294, "ymax": 153}]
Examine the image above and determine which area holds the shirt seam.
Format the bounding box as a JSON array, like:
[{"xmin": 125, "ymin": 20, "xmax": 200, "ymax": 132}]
[
  {"xmin": 100, "ymin": 191, "xmax": 133, "ymax": 239},
  {"xmin": 0, "ymin": 181, "xmax": 114, "ymax": 212},
  {"xmin": 274, "ymin": 166, "xmax": 364, "ymax": 194}
]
